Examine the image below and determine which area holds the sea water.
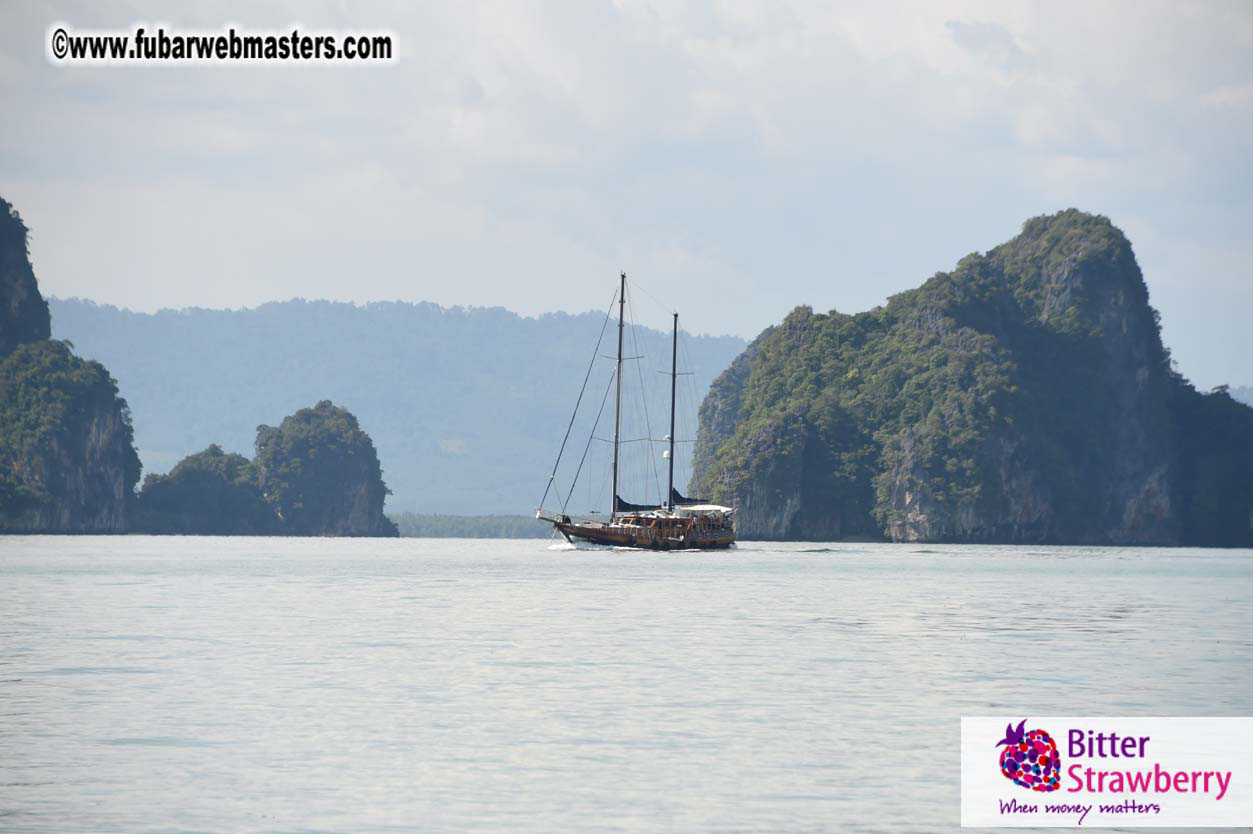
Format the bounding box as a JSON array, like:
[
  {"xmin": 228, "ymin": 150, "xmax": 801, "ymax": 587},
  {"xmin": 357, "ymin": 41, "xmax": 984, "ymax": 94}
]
[{"xmin": 2, "ymin": 536, "xmax": 1250, "ymax": 833}]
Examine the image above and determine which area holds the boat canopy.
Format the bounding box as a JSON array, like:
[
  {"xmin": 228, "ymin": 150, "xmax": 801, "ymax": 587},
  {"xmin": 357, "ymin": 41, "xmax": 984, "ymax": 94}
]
[
  {"xmin": 673, "ymin": 504, "xmax": 734, "ymax": 516},
  {"xmin": 537, "ymin": 273, "xmax": 735, "ymax": 548}
]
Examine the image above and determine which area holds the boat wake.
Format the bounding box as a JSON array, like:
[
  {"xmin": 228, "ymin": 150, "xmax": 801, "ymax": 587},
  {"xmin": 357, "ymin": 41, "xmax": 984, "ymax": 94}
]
[{"xmin": 547, "ymin": 540, "xmax": 722, "ymax": 554}]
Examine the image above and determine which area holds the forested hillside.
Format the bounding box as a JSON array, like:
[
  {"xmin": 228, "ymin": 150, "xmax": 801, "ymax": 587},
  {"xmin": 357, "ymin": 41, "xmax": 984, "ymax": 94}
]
[
  {"xmin": 1, "ymin": 197, "xmax": 140, "ymax": 532},
  {"xmin": 693, "ymin": 210, "xmax": 1253, "ymax": 546},
  {"xmin": 135, "ymin": 401, "xmax": 397, "ymax": 537},
  {"xmin": 51, "ymin": 298, "xmax": 745, "ymax": 514}
]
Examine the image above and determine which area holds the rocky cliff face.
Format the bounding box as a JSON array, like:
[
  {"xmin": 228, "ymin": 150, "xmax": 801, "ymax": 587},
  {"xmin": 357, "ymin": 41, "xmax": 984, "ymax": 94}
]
[
  {"xmin": 0, "ymin": 197, "xmax": 141, "ymax": 533},
  {"xmin": 0, "ymin": 342, "xmax": 141, "ymax": 532},
  {"xmin": 253, "ymin": 400, "xmax": 398, "ymax": 537},
  {"xmin": 132, "ymin": 405, "xmax": 399, "ymax": 537},
  {"xmin": 0, "ymin": 198, "xmax": 50, "ymax": 357},
  {"xmin": 2, "ymin": 195, "xmax": 400, "ymax": 537},
  {"xmin": 1002, "ymin": 214, "xmax": 1176, "ymax": 543},
  {"xmin": 727, "ymin": 415, "xmax": 869, "ymax": 541},
  {"xmin": 693, "ymin": 210, "xmax": 1253, "ymax": 545}
]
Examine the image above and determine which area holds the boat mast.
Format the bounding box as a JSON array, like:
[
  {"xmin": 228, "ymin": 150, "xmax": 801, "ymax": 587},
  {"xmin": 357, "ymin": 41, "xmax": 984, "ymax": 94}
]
[
  {"xmin": 610, "ymin": 272, "xmax": 625, "ymax": 519},
  {"xmin": 667, "ymin": 312, "xmax": 677, "ymax": 511}
]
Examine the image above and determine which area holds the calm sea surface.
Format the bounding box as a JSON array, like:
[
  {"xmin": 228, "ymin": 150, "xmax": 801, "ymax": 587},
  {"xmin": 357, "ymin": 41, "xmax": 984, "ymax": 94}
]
[{"xmin": 1, "ymin": 537, "xmax": 1251, "ymax": 833}]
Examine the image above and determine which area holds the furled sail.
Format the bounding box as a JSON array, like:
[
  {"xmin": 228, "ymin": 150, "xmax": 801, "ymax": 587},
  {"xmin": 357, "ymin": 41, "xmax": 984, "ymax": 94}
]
[
  {"xmin": 613, "ymin": 490, "xmax": 711, "ymax": 512},
  {"xmin": 614, "ymin": 495, "xmax": 662, "ymax": 512},
  {"xmin": 669, "ymin": 487, "xmax": 708, "ymax": 506},
  {"xmin": 537, "ymin": 273, "xmax": 734, "ymax": 549}
]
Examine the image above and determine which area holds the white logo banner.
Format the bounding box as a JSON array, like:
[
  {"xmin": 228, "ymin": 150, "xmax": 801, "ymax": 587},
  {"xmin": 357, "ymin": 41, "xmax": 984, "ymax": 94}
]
[{"xmin": 961, "ymin": 717, "xmax": 1253, "ymax": 827}]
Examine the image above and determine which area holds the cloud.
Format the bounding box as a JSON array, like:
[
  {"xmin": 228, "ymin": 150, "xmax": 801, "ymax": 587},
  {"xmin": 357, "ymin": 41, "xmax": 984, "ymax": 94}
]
[
  {"xmin": 0, "ymin": 0, "xmax": 1251, "ymax": 387},
  {"xmin": 1203, "ymin": 82, "xmax": 1253, "ymax": 110},
  {"xmin": 945, "ymin": 19, "xmax": 1026, "ymax": 72}
]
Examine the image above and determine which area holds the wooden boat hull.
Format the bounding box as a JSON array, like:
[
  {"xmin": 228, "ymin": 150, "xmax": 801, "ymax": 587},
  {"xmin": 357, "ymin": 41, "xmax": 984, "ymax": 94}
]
[
  {"xmin": 554, "ymin": 519, "xmax": 735, "ymax": 551},
  {"xmin": 537, "ymin": 276, "xmax": 741, "ymax": 552}
]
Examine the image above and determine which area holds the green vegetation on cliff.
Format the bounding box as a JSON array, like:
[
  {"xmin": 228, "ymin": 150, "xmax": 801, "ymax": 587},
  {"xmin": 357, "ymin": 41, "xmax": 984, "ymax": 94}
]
[
  {"xmin": 0, "ymin": 196, "xmax": 140, "ymax": 533},
  {"xmin": 693, "ymin": 210, "xmax": 1253, "ymax": 546},
  {"xmin": 1, "ymin": 194, "xmax": 397, "ymax": 537},
  {"xmin": 134, "ymin": 444, "xmax": 279, "ymax": 535},
  {"xmin": 0, "ymin": 340, "xmax": 141, "ymax": 531},
  {"xmin": 253, "ymin": 400, "xmax": 398, "ymax": 537},
  {"xmin": 134, "ymin": 402, "xmax": 398, "ymax": 537},
  {"xmin": 0, "ymin": 198, "xmax": 50, "ymax": 356}
]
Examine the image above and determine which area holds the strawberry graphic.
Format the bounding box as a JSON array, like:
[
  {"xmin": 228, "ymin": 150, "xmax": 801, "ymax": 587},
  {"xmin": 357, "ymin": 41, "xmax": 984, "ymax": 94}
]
[{"xmin": 996, "ymin": 719, "xmax": 1061, "ymax": 792}]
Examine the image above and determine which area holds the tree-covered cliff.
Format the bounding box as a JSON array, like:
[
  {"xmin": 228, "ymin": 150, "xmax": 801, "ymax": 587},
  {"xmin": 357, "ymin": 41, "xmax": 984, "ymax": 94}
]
[
  {"xmin": 254, "ymin": 401, "xmax": 397, "ymax": 537},
  {"xmin": 134, "ymin": 403, "xmax": 398, "ymax": 537},
  {"xmin": 692, "ymin": 210, "xmax": 1253, "ymax": 546},
  {"xmin": 133, "ymin": 444, "xmax": 280, "ymax": 535},
  {"xmin": 0, "ymin": 198, "xmax": 141, "ymax": 533},
  {"xmin": 2, "ymin": 196, "xmax": 396, "ymax": 537},
  {"xmin": 0, "ymin": 341, "xmax": 142, "ymax": 531},
  {"xmin": 0, "ymin": 197, "xmax": 50, "ymax": 355}
]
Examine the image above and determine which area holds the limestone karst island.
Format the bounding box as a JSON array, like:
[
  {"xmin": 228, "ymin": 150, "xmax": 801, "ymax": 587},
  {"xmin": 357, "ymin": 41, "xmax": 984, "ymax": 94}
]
[
  {"xmin": 690, "ymin": 210, "xmax": 1253, "ymax": 546},
  {"xmin": 2, "ymin": 197, "xmax": 1251, "ymax": 545},
  {"xmin": 0, "ymin": 197, "xmax": 395, "ymax": 536}
]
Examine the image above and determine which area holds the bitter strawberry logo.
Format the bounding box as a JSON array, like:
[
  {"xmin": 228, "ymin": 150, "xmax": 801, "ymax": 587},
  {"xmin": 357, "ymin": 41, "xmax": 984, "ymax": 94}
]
[{"xmin": 996, "ymin": 719, "xmax": 1061, "ymax": 792}]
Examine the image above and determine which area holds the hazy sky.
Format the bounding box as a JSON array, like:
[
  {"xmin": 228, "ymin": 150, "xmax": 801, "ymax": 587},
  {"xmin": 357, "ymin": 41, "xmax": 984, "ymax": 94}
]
[{"xmin": 2, "ymin": 1, "xmax": 1250, "ymax": 388}]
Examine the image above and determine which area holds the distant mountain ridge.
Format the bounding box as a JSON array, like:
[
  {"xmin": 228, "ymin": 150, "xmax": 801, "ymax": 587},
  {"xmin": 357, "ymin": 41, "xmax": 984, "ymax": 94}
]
[
  {"xmin": 50, "ymin": 297, "xmax": 747, "ymax": 515},
  {"xmin": 693, "ymin": 209, "xmax": 1253, "ymax": 546}
]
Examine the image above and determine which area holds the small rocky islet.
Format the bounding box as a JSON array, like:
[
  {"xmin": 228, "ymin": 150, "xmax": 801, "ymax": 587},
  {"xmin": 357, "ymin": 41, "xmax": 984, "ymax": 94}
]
[{"xmin": 0, "ymin": 196, "xmax": 395, "ymax": 536}]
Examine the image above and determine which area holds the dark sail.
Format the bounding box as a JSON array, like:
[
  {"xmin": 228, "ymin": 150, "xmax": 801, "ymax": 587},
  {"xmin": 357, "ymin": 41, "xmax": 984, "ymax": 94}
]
[
  {"xmin": 614, "ymin": 490, "xmax": 708, "ymax": 511},
  {"xmin": 615, "ymin": 495, "xmax": 662, "ymax": 512},
  {"xmin": 669, "ymin": 487, "xmax": 708, "ymax": 506},
  {"xmin": 538, "ymin": 274, "xmax": 735, "ymax": 549}
]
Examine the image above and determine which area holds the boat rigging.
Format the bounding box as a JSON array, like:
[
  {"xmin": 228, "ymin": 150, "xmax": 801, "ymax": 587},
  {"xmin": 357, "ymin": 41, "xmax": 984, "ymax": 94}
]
[{"xmin": 536, "ymin": 273, "xmax": 736, "ymax": 550}]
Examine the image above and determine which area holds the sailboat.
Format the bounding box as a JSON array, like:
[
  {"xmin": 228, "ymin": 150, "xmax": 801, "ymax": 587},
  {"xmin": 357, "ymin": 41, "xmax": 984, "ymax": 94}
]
[{"xmin": 536, "ymin": 273, "xmax": 736, "ymax": 550}]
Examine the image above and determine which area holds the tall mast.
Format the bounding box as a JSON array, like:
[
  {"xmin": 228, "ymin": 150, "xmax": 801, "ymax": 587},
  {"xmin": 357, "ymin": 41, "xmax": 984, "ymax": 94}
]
[
  {"xmin": 610, "ymin": 272, "xmax": 626, "ymax": 519},
  {"xmin": 667, "ymin": 312, "xmax": 677, "ymax": 511}
]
